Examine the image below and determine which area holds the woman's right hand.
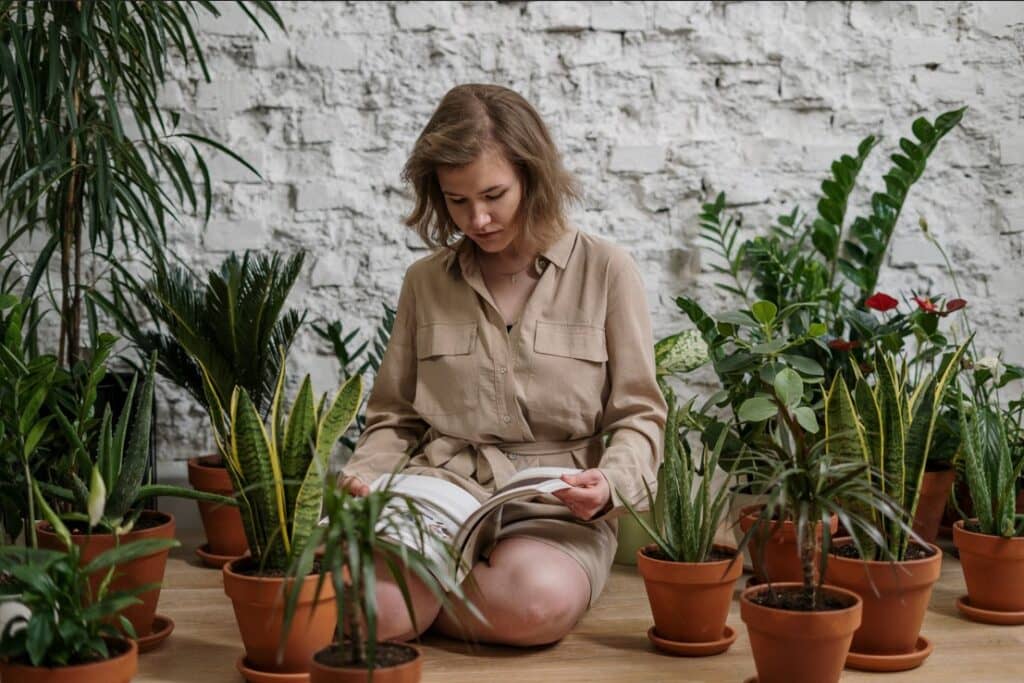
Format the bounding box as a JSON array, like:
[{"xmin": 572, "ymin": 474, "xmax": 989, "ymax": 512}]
[{"xmin": 338, "ymin": 474, "xmax": 370, "ymax": 497}]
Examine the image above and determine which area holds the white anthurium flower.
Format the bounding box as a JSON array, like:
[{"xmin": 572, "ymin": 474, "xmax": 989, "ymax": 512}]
[{"xmin": 976, "ymin": 356, "xmax": 1003, "ymax": 381}]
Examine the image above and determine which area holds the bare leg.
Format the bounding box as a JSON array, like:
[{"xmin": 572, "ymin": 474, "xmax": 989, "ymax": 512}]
[
  {"xmin": 358, "ymin": 551, "xmax": 443, "ymax": 642},
  {"xmin": 433, "ymin": 537, "xmax": 591, "ymax": 646}
]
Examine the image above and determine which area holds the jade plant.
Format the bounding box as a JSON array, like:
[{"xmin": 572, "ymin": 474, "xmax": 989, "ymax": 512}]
[{"xmin": 200, "ymin": 353, "xmax": 363, "ymax": 571}]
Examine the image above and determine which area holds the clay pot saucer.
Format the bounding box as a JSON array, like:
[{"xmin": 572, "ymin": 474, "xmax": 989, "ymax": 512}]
[
  {"xmin": 956, "ymin": 595, "xmax": 1024, "ymax": 625},
  {"xmin": 845, "ymin": 635, "xmax": 932, "ymax": 672},
  {"xmin": 646, "ymin": 625, "xmax": 737, "ymax": 656},
  {"xmin": 136, "ymin": 614, "xmax": 174, "ymax": 653},
  {"xmin": 236, "ymin": 656, "xmax": 309, "ymax": 683},
  {"xmin": 195, "ymin": 543, "xmax": 241, "ymax": 569}
]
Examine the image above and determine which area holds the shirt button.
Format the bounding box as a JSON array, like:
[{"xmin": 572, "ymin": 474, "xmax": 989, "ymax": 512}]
[
  {"xmin": 503, "ymin": 415, "xmax": 512, "ymax": 424},
  {"xmin": 499, "ymin": 366, "xmax": 507, "ymax": 374},
  {"xmin": 507, "ymin": 453, "xmax": 518, "ymax": 460}
]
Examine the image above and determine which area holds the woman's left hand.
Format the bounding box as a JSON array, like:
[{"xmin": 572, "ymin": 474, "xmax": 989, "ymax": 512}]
[{"xmin": 552, "ymin": 469, "xmax": 612, "ymax": 520}]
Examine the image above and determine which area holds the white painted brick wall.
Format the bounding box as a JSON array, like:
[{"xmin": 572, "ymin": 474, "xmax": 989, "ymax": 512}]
[{"xmin": 11, "ymin": 3, "xmax": 1024, "ymax": 524}]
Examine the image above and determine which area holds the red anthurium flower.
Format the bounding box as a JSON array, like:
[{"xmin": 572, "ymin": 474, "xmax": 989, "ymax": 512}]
[
  {"xmin": 829, "ymin": 339, "xmax": 860, "ymax": 351},
  {"xmin": 865, "ymin": 292, "xmax": 899, "ymax": 312},
  {"xmin": 913, "ymin": 295, "xmax": 939, "ymax": 314},
  {"xmin": 945, "ymin": 298, "xmax": 967, "ymax": 313}
]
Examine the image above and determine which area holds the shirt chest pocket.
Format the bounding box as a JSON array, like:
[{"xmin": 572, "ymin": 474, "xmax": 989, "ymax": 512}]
[
  {"xmin": 529, "ymin": 321, "xmax": 609, "ymax": 422},
  {"xmin": 414, "ymin": 322, "xmax": 480, "ymax": 417}
]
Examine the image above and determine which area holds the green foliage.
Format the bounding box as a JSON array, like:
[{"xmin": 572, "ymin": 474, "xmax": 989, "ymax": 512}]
[
  {"xmin": 94, "ymin": 251, "xmax": 306, "ymax": 420},
  {"xmin": 0, "ymin": 0, "xmax": 283, "ymax": 367},
  {"xmin": 0, "ymin": 537, "xmax": 177, "ymax": 667},
  {"xmin": 958, "ymin": 390, "xmax": 1024, "ymax": 538},
  {"xmin": 824, "ymin": 341, "xmax": 969, "ymax": 560},
  {"xmin": 312, "ymin": 302, "xmax": 397, "ymax": 447},
  {"xmin": 52, "ymin": 350, "xmax": 235, "ymax": 533},
  {"xmin": 282, "ymin": 479, "xmax": 476, "ymax": 672},
  {"xmin": 201, "ymin": 353, "xmax": 363, "ymax": 572}
]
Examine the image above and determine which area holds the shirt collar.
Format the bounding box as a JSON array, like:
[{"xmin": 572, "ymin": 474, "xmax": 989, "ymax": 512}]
[{"xmin": 443, "ymin": 226, "xmax": 578, "ymax": 276}]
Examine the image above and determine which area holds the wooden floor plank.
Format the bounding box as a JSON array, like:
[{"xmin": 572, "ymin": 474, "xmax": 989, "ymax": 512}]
[{"xmin": 136, "ymin": 533, "xmax": 1024, "ymax": 682}]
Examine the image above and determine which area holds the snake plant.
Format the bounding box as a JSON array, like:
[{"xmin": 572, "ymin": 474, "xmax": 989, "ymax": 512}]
[
  {"xmin": 54, "ymin": 349, "xmax": 235, "ymax": 534},
  {"xmin": 824, "ymin": 339, "xmax": 969, "ymax": 560},
  {"xmin": 201, "ymin": 354, "xmax": 362, "ymax": 572}
]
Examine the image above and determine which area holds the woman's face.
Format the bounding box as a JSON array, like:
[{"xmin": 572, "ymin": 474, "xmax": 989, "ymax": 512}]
[{"xmin": 436, "ymin": 147, "xmax": 525, "ymax": 256}]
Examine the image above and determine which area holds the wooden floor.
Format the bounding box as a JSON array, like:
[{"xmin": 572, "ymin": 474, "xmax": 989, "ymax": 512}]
[{"xmin": 138, "ymin": 532, "xmax": 1024, "ymax": 682}]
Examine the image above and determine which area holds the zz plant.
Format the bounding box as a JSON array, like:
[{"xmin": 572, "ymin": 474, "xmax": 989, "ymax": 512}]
[{"xmin": 201, "ymin": 354, "xmax": 363, "ymax": 572}]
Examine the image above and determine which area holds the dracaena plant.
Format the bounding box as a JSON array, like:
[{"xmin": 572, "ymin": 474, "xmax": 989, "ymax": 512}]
[
  {"xmin": 824, "ymin": 340, "xmax": 969, "ymax": 561},
  {"xmin": 736, "ymin": 365, "xmax": 911, "ymax": 608},
  {"xmin": 0, "ymin": 0, "xmax": 283, "ymax": 370},
  {"xmin": 0, "ymin": 485, "xmax": 178, "ymax": 667},
  {"xmin": 281, "ymin": 479, "xmax": 477, "ymax": 673},
  {"xmin": 201, "ymin": 353, "xmax": 363, "ymax": 572},
  {"xmin": 52, "ymin": 346, "xmax": 234, "ymax": 534}
]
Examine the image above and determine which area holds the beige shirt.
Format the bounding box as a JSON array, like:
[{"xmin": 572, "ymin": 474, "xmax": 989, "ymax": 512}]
[{"xmin": 342, "ymin": 226, "xmax": 667, "ymax": 521}]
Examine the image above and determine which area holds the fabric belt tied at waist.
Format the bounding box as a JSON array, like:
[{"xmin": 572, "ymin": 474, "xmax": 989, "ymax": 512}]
[{"xmin": 420, "ymin": 435, "xmax": 603, "ymax": 490}]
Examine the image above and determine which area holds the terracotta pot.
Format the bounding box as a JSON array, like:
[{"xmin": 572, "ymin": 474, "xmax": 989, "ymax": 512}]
[
  {"xmin": 825, "ymin": 539, "xmax": 942, "ymax": 655},
  {"xmin": 309, "ymin": 643, "xmax": 423, "ymax": 683},
  {"xmin": 0, "ymin": 636, "xmax": 137, "ymax": 683},
  {"xmin": 223, "ymin": 557, "xmax": 337, "ymax": 674},
  {"xmin": 738, "ymin": 505, "xmax": 839, "ymax": 583},
  {"xmin": 740, "ymin": 582, "xmax": 862, "ymax": 683},
  {"xmin": 36, "ymin": 510, "xmax": 175, "ymax": 637},
  {"xmin": 187, "ymin": 454, "xmax": 248, "ymax": 557},
  {"xmin": 953, "ymin": 520, "xmax": 1024, "ymax": 612},
  {"xmin": 636, "ymin": 544, "xmax": 742, "ymax": 643},
  {"xmin": 913, "ymin": 468, "xmax": 956, "ymax": 544}
]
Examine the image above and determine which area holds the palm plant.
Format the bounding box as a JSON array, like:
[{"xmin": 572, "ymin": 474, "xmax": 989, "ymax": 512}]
[
  {"xmin": 201, "ymin": 353, "xmax": 362, "ymax": 572},
  {"xmin": 282, "ymin": 478, "xmax": 475, "ymax": 674},
  {"xmin": 824, "ymin": 341, "xmax": 969, "ymax": 561},
  {"xmin": 0, "ymin": 1, "xmax": 282, "ymax": 369},
  {"xmin": 96, "ymin": 251, "xmax": 306, "ymax": 419}
]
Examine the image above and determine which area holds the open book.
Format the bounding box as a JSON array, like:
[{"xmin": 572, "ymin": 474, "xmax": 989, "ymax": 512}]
[{"xmin": 368, "ymin": 466, "xmax": 581, "ymax": 582}]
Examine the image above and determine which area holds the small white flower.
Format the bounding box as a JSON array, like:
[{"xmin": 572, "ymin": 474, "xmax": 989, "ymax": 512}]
[{"xmin": 975, "ymin": 356, "xmax": 1004, "ymax": 381}]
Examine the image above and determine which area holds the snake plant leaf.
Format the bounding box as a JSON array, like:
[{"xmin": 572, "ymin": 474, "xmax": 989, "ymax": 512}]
[
  {"xmin": 105, "ymin": 352, "xmax": 156, "ymax": 521},
  {"xmin": 232, "ymin": 387, "xmax": 289, "ymax": 568},
  {"xmin": 875, "ymin": 355, "xmax": 905, "ymax": 510},
  {"xmin": 291, "ymin": 374, "xmax": 363, "ymax": 558},
  {"xmin": 108, "ymin": 371, "xmax": 137, "ymax": 490},
  {"xmin": 281, "ymin": 375, "xmax": 316, "ymax": 516}
]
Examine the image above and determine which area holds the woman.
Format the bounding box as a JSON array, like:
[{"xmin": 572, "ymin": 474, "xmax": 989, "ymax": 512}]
[{"xmin": 340, "ymin": 83, "xmax": 666, "ymax": 647}]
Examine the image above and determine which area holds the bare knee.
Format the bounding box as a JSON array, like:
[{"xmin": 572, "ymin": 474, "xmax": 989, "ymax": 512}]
[
  {"xmin": 477, "ymin": 567, "xmax": 589, "ymax": 646},
  {"xmin": 357, "ymin": 554, "xmax": 442, "ymax": 643}
]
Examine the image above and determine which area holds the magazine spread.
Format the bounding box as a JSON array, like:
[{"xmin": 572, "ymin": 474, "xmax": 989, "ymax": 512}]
[{"xmin": 368, "ymin": 466, "xmax": 581, "ymax": 581}]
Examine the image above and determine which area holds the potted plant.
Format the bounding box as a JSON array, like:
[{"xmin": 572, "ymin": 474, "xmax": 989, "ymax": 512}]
[
  {"xmin": 0, "ymin": 1, "xmax": 282, "ymax": 373},
  {"xmin": 97, "ymin": 251, "xmax": 307, "ymax": 567},
  {"xmin": 952, "ymin": 386, "xmax": 1024, "ymax": 624},
  {"xmin": 200, "ymin": 352, "xmax": 363, "ymax": 679},
  {"xmin": 281, "ymin": 475, "xmax": 476, "ymax": 682},
  {"xmin": 622, "ymin": 387, "xmax": 743, "ymax": 657},
  {"xmin": 733, "ymin": 360, "xmax": 912, "ymax": 683},
  {"xmin": 36, "ymin": 346, "xmax": 233, "ymax": 648},
  {"xmin": 823, "ymin": 341, "xmax": 967, "ymax": 672},
  {"xmin": 0, "ymin": 487, "xmax": 178, "ymax": 683}
]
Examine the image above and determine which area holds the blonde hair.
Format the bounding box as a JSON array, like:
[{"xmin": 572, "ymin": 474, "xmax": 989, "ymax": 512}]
[{"xmin": 402, "ymin": 83, "xmax": 581, "ymax": 251}]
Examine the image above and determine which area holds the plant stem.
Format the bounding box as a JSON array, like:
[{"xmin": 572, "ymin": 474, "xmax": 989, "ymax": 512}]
[{"xmin": 23, "ymin": 459, "xmax": 36, "ymax": 549}]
